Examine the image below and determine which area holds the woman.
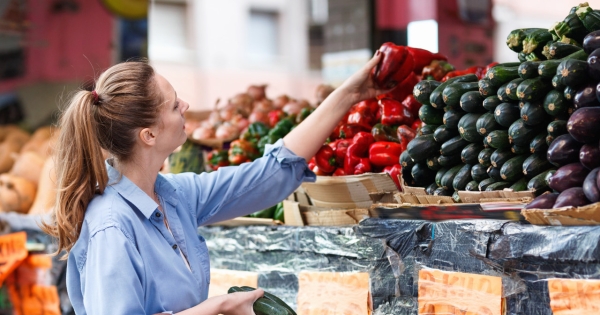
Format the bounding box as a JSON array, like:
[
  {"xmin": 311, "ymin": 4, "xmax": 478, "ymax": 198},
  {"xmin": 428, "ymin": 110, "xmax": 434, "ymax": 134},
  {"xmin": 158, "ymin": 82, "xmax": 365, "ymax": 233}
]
[{"xmin": 43, "ymin": 51, "xmax": 386, "ymax": 314}]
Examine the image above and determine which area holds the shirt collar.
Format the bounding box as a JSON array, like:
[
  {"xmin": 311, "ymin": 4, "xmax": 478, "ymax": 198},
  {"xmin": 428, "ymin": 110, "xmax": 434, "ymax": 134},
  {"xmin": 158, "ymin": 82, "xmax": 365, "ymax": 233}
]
[{"xmin": 105, "ymin": 159, "xmax": 177, "ymax": 219}]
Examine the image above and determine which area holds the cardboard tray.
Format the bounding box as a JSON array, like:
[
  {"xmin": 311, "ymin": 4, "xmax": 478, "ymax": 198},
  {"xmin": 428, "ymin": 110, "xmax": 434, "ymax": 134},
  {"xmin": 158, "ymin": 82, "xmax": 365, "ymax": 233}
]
[
  {"xmin": 522, "ymin": 202, "xmax": 600, "ymax": 226},
  {"xmin": 283, "ymin": 200, "xmax": 370, "ymax": 226}
]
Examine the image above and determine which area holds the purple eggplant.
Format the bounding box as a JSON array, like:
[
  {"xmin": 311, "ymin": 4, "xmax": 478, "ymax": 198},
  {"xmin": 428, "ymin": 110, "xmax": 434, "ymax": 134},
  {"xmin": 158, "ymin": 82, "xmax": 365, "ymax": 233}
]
[
  {"xmin": 576, "ymin": 84, "xmax": 600, "ymax": 109},
  {"xmin": 548, "ymin": 163, "xmax": 590, "ymax": 192},
  {"xmin": 589, "ymin": 48, "xmax": 600, "ymax": 81},
  {"xmin": 547, "ymin": 134, "xmax": 583, "ymax": 167},
  {"xmin": 567, "ymin": 107, "xmax": 600, "ymax": 144},
  {"xmin": 583, "ymin": 168, "xmax": 600, "ymax": 203},
  {"xmin": 580, "ymin": 144, "xmax": 600, "ymax": 169},
  {"xmin": 584, "ymin": 31, "xmax": 600, "ymax": 54},
  {"xmin": 525, "ymin": 193, "xmax": 559, "ymax": 209},
  {"xmin": 554, "ymin": 187, "xmax": 591, "ymax": 208}
]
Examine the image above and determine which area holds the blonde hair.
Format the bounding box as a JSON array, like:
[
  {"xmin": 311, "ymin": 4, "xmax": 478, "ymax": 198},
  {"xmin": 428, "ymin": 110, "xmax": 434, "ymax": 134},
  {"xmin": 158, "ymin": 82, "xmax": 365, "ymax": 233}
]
[{"xmin": 42, "ymin": 60, "xmax": 164, "ymax": 257}]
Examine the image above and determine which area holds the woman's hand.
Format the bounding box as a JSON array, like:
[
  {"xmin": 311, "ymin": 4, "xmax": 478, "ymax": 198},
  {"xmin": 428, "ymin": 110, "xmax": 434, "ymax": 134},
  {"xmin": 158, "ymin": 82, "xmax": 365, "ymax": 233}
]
[
  {"xmin": 221, "ymin": 289, "xmax": 264, "ymax": 315},
  {"xmin": 337, "ymin": 51, "xmax": 390, "ymax": 106}
]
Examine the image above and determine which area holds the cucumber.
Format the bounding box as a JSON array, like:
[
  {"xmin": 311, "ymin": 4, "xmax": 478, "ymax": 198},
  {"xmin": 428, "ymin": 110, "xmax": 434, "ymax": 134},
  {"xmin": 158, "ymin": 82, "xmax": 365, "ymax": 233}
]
[
  {"xmin": 547, "ymin": 120, "xmax": 568, "ymax": 138},
  {"xmin": 522, "ymin": 153, "xmax": 552, "ymax": 179},
  {"xmin": 471, "ymin": 163, "xmax": 490, "ymax": 182},
  {"xmin": 419, "ymin": 124, "xmax": 438, "ymax": 136},
  {"xmin": 400, "ymin": 150, "xmax": 416, "ymax": 169},
  {"xmin": 413, "ymin": 80, "xmax": 442, "ymax": 106},
  {"xmin": 478, "ymin": 78, "xmax": 498, "ymax": 97},
  {"xmin": 487, "ymin": 65, "xmax": 520, "ymax": 86},
  {"xmin": 485, "ymin": 181, "xmax": 512, "ymax": 191},
  {"xmin": 564, "ymin": 85, "xmax": 576, "ymax": 101},
  {"xmin": 478, "ymin": 147, "xmax": 495, "ymax": 168},
  {"xmin": 465, "ymin": 181, "xmax": 479, "ymax": 191},
  {"xmin": 426, "ymin": 156, "xmax": 442, "ymax": 171},
  {"xmin": 430, "ymin": 74, "xmax": 478, "ymax": 109},
  {"xmin": 486, "ymin": 130, "xmax": 511, "ymax": 150},
  {"xmin": 497, "ymin": 82, "xmax": 511, "ymax": 102},
  {"xmin": 440, "ymin": 135, "xmax": 470, "ymax": 156},
  {"xmin": 426, "ymin": 183, "xmax": 438, "ymax": 195},
  {"xmin": 505, "ymin": 78, "xmax": 525, "ymax": 101},
  {"xmin": 433, "ymin": 125, "xmax": 459, "ymax": 143},
  {"xmin": 527, "ymin": 169, "xmax": 555, "ymax": 193},
  {"xmin": 518, "ymin": 61, "xmax": 542, "ymax": 79},
  {"xmin": 452, "ymin": 164, "xmax": 473, "ymax": 191},
  {"xmin": 547, "ymin": 41, "xmax": 583, "ymax": 59},
  {"xmin": 508, "ymin": 119, "xmax": 541, "ymax": 146},
  {"xmin": 434, "ymin": 187, "xmax": 454, "ymax": 196},
  {"xmin": 516, "ymin": 77, "xmax": 552, "ymax": 101},
  {"xmin": 500, "ymin": 155, "xmax": 529, "ymax": 181},
  {"xmin": 440, "ymin": 164, "xmax": 465, "ymax": 190},
  {"xmin": 442, "ymin": 82, "xmax": 480, "ymax": 108},
  {"xmin": 443, "ymin": 109, "xmax": 466, "ymax": 129},
  {"xmin": 419, "ymin": 105, "xmax": 444, "ymax": 125},
  {"xmin": 557, "ymin": 59, "xmax": 589, "ymax": 87},
  {"xmin": 483, "ymin": 95, "xmax": 502, "ymax": 111},
  {"xmin": 530, "ymin": 132, "xmax": 549, "ymax": 154},
  {"xmin": 538, "ymin": 49, "xmax": 588, "ymax": 79},
  {"xmin": 506, "ymin": 28, "xmax": 547, "ymax": 52},
  {"xmin": 510, "ymin": 177, "xmax": 529, "ymax": 192},
  {"xmin": 494, "ymin": 103, "xmax": 521, "ymax": 127},
  {"xmin": 487, "ymin": 166, "xmax": 503, "ymax": 181},
  {"xmin": 458, "ymin": 112, "xmax": 485, "ymax": 143},
  {"xmin": 551, "ymin": 74, "xmax": 566, "ymax": 91},
  {"xmin": 438, "ymin": 154, "xmax": 462, "ymax": 167},
  {"xmin": 490, "ymin": 149, "xmax": 515, "ymax": 168},
  {"xmin": 520, "ymin": 101, "xmax": 548, "ymax": 126},
  {"xmin": 543, "ymin": 90, "xmax": 568, "ymax": 116},
  {"xmin": 461, "ymin": 143, "xmax": 484, "ymax": 165},
  {"xmin": 435, "ymin": 167, "xmax": 450, "ymax": 187},
  {"xmin": 476, "ymin": 112, "xmax": 501, "ymax": 136},
  {"xmin": 522, "ymin": 29, "xmax": 554, "ymax": 54},
  {"xmin": 511, "ymin": 144, "xmax": 530, "ymax": 155},
  {"xmin": 459, "ymin": 91, "xmax": 485, "ymax": 113},
  {"xmin": 407, "ymin": 134, "xmax": 439, "ymax": 162},
  {"xmin": 478, "ymin": 178, "xmax": 498, "ymax": 191},
  {"xmin": 411, "ymin": 162, "xmax": 437, "ymax": 187}
]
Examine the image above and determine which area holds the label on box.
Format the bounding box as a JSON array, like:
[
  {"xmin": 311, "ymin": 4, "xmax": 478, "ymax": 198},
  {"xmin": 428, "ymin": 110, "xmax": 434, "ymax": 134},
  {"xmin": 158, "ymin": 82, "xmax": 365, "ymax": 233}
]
[
  {"xmin": 548, "ymin": 278, "xmax": 600, "ymax": 314},
  {"xmin": 418, "ymin": 269, "xmax": 502, "ymax": 315}
]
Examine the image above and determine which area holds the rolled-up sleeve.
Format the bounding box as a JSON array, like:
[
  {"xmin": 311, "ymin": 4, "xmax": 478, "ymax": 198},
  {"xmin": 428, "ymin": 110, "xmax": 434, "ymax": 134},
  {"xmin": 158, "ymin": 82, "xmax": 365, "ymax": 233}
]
[{"xmin": 169, "ymin": 139, "xmax": 316, "ymax": 226}]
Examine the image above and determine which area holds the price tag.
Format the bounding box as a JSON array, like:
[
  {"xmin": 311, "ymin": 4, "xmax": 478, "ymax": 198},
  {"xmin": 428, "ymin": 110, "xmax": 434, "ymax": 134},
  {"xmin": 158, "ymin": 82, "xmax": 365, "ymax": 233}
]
[
  {"xmin": 418, "ymin": 269, "xmax": 502, "ymax": 315},
  {"xmin": 548, "ymin": 278, "xmax": 600, "ymax": 314},
  {"xmin": 0, "ymin": 232, "xmax": 27, "ymax": 285}
]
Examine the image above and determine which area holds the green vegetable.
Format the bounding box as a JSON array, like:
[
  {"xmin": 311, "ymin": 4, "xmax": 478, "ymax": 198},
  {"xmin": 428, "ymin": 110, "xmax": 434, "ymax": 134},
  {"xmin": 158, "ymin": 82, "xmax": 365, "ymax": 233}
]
[
  {"xmin": 543, "ymin": 90, "xmax": 568, "ymax": 116},
  {"xmin": 413, "ymin": 80, "xmax": 442, "ymax": 106},
  {"xmin": 500, "ymin": 155, "xmax": 529, "ymax": 182},
  {"xmin": 430, "ymin": 74, "xmax": 478, "ymax": 109}
]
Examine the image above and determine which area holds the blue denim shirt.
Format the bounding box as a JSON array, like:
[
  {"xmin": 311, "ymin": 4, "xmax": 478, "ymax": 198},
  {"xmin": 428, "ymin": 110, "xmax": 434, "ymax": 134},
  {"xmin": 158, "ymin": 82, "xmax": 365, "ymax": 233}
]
[{"xmin": 66, "ymin": 140, "xmax": 315, "ymax": 314}]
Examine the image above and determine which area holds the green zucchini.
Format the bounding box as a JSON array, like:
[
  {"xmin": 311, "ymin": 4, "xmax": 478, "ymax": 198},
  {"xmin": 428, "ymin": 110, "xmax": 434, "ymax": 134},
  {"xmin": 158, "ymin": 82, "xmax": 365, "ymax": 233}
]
[
  {"xmin": 435, "ymin": 167, "xmax": 450, "ymax": 187},
  {"xmin": 522, "ymin": 29, "xmax": 554, "ymax": 54},
  {"xmin": 518, "ymin": 61, "xmax": 542, "ymax": 79},
  {"xmin": 509, "ymin": 119, "xmax": 541, "ymax": 146},
  {"xmin": 412, "ymin": 162, "xmax": 437, "ymax": 187},
  {"xmin": 557, "ymin": 59, "xmax": 589, "ymax": 87},
  {"xmin": 485, "ymin": 181, "xmax": 512, "ymax": 191},
  {"xmin": 438, "ymin": 154, "xmax": 462, "ymax": 167},
  {"xmin": 543, "ymin": 90, "xmax": 568, "ymax": 116},
  {"xmin": 500, "ymin": 155, "xmax": 529, "ymax": 182},
  {"xmin": 460, "ymin": 91, "xmax": 485, "ymax": 113},
  {"xmin": 497, "ymin": 82, "xmax": 512, "ymax": 102},
  {"xmin": 530, "ymin": 132, "xmax": 549, "ymax": 154},
  {"xmin": 510, "ymin": 177, "xmax": 529, "ymax": 191},
  {"xmin": 443, "ymin": 109, "xmax": 466, "ymax": 129},
  {"xmin": 516, "ymin": 77, "xmax": 552, "ymax": 102},
  {"xmin": 490, "ymin": 149, "xmax": 515, "ymax": 169},
  {"xmin": 433, "ymin": 187, "xmax": 453, "ymax": 196},
  {"xmin": 576, "ymin": 3, "xmax": 600, "ymax": 32},
  {"xmin": 433, "ymin": 125, "xmax": 459, "ymax": 143},
  {"xmin": 494, "ymin": 103, "xmax": 521, "ymax": 127},
  {"xmin": 413, "ymin": 80, "xmax": 442, "ymax": 106},
  {"xmin": 452, "ymin": 190, "xmax": 462, "ymax": 202},
  {"xmin": 520, "ymin": 101, "xmax": 548, "ymax": 126},
  {"xmin": 400, "ymin": 150, "xmax": 415, "ymax": 169},
  {"xmin": 518, "ymin": 52, "xmax": 528, "ymax": 63},
  {"xmin": 440, "ymin": 135, "xmax": 470, "ymax": 156},
  {"xmin": 406, "ymin": 134, "xmax": 439, "ymax": 162},
  {"xmin": 478, "ymin": 178, "xmax": 498, "ymax": 191},
  {"xmin": 487, "ymin": 130, "xmax": 511, "ymax": 150},
  {"xmin": 553, "ymin": 13, "xmax": 588, "ymax": 42},
  {"xmin": 483, "ymin": 95, "xmax": 502, "ymax": 111},
  {"xmin": 465, "ymin": 181, "xmax": 479, "ymax": 191},
  {"xmin": 478, "ymin": 147, "xmax": 495, "ymax": 168},
  {"xmin": 430, "ymin": 74, "xmax": 478, "ymax": 109},
  {"xmin": 458, "ymin": 113, "xmax": 484, "ymax": 143},
  {"xmin": 229, "ymin": 287, "xmax": 293, "ymax": 315},
  {"xmin": 563, "ymin": 86, "xmax": 576, "ymax": 101},
  {"xmin": 547, "ymin": 41, "xmax": 583, "ymax": 59},
  {"xmin": 527, "ymin": 169, "xmax": 555, "ymax": 193},
  {"xmin": 522, "ymin": 153, "xmax": 552, "ymax": 179},
  {"xmin": 452, "ymin": 164, "xmax": 473, "ymax": 191},
  {"xmin": 425, "ymin": 183, "xmax": 438, "ymax": 195},
  {"xmin": 426, "ymin": 156, "xmax": 442, "ymax": 171},
  {"xmin": 478, "ymin": 78, "xmax": 498, "ymax": 97},
  {"xmin": 419, "ymin": 105, "xmax": 444, "ymax": 125},
  {"xmin": 476, "ymin": 112, "xmax": 501, "ymax": 137},
  {"xmin": 440, "ymin": 164, "xmax": 465, "ymax": 190},
  {"xmin": 419, "ymin": 124, "xmax": 438, "ymax": 136},
  {"xmin": 487, "ymin": 166, "xmax": 503, "ymax": 181},
  {"xmin": 487, "ymin": 65, "xmax": 520, "ymax": 86},
  {"xmin": 506, "ymin": 28, "xmax": 546, "ymax": 52},
  {"xmin": 545, "ymin": 169, "xmax": 557, "ymax": 186},
  {"xmin": 541, "ymin": 40, "xmax": 555, "ymax": 60},
  {"xmin": 546, "ymin": 134, "xmax": 555, "ymax": 146},
  {"xmin": 551, "ymin": 74, "xmax": 566, "ymax": 91},
  {"xmin": 238, "ymin": 287, "xmax": 297, "ymax": 315},
  {"xmin": 471, "ymin": 163, "xmax": 489, "ymax": 182},
  {"xmin": 443, "ymin": 82, "xmax": 480, "ymax": 108},
  {"xmin": 547, "ymin": 120, "xmax": 568, "ymax": 138},
  {"xmin": 511, "ymin": 144, "xmax": 530, "ymax": 155},
  {"xmin": 525, "ymin": 52, "xmax": 545, "ymax": 61},
  {"xmin": 505, "ymin": 78, "xmax": 525, "ymax": 101},
  {"xmin": 483, "ymin": 135, "xmax": 491, "ymax": 148},
  {"xmin": 538, "ymin": 49, "xmax": 588, "ymax": 79},
  {"xmin": 461, "ymin": 143, "xmax": 484, "ymax": 165}
]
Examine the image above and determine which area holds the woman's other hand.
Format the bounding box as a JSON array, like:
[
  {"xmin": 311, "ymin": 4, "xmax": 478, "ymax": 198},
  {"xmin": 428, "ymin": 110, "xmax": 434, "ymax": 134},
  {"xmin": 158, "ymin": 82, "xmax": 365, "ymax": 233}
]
[{"xmin": 222, "ymin": 289, "xmax": 264, "ymax": 315}]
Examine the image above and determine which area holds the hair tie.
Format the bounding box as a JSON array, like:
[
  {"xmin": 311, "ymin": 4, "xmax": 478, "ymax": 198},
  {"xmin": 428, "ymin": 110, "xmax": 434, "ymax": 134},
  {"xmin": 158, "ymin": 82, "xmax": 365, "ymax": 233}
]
[{"xmin": 91, "ymin": 91, "xmax": 100, "ymax": 105}]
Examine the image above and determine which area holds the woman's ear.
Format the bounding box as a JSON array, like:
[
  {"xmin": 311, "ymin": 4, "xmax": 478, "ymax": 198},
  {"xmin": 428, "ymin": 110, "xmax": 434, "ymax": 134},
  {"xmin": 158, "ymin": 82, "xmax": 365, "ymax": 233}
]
[{"xmin": 139, "ymin": 127, "xmax": 157, "ymax": 146}]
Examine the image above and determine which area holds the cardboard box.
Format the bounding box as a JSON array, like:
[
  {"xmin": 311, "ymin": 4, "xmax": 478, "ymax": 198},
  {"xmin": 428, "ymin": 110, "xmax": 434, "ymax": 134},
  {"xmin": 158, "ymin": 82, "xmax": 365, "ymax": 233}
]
[
  {"xmin": 522, "ymin": 202, "xmax": 600, "ymax": 226},
  {"xmin": 283, "ymin": 200, "xmax": 370, "ymax": 226},
  {"xmin": 301, "ymin": 173, "xmax": 398, "ymax": 209}
]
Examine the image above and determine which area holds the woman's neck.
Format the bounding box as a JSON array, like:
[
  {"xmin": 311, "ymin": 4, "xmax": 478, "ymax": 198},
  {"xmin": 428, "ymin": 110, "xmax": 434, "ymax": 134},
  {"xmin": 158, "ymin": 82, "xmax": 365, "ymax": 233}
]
[{"xmin": 113, "ymin": 151, "xmax": 165, "ymax": 199}]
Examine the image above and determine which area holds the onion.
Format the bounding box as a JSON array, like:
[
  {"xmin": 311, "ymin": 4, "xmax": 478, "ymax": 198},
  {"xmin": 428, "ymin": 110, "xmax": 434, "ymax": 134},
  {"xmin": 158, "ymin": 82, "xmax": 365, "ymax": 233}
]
[
  {"xmin": 315, "ymin": 84, "xmax": 335, "ymax": 105},
  {"xmin": 215, "ymin": 122, "xmax": 239, "ymax": 140},
  {"xmin": 273, "ymin": 95, "xmax": 291, "ymax": 109},
  {"xmin": 247, "ymin": 84, "xmax": 267, "ymax": 101},
  {"xmin": 229, "ymin": 93, "xmax": 254, "ymax": 116},
  {"xmin": 219, "ymin": 104, "xmax": 239, "ymax": 121},
  {"xmin": 253, "ymin": 99, "xmax": 273, "ymax": 113},
  {"xmin": 192, "ymin": 126, "xmax": 215, "ymax": 140},
  {"xmin": 230, "ymin": 115, "xmax": 249, "ymax": 131},
  {"xmin": 208, "ymin": 110, "xmax": 222, "ymax": 126},
  {"xmin": 282, "ymin": 101, "xmax": 305, "ymax": 115},
  {"xmin": 248, "ymin": 110, "xmax": 270, "ymax": 125}
]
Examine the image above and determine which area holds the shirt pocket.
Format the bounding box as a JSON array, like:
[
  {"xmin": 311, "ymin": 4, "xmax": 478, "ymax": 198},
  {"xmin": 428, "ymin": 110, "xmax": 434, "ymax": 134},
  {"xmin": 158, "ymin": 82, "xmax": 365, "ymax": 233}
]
[{"xmin": 196, "ymin": 235, "xmax": 211, "ymax": 284}]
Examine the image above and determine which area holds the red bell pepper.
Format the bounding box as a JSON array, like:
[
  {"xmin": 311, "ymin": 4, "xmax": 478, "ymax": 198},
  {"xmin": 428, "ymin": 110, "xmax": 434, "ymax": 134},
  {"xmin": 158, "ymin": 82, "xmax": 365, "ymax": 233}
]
[
  {"xmin": 441, "ymin": 66, "xmax": 485, "ymax": 82},
  {"xmin": 343, "ymin": 132, "xmax": 375, "ymax": 175},
  {"xmin": 354, "ymin": 158, "xmax": 372, "ymax": 175},
  {"xmin": 371, "ymin": 43, "xmax": 415, "ymax": 89},
  {"xmin": 328, "ymin": 139, "xmax": 352, "ymax": 165},
  {"xmin": 376, "ymin": 72, "xmax": 421, "ymax": 102},
  {"xmin": 308, "ymin": 157, "xmax": 316, "ymax": 170},
  {"xmin": 383, "ymin": 164, "xmax": 402, "ymax": 191},
  {"xmin": 371, "ymin": 124, "xmax": 399, "ymax": 143},
  {"xmin": 421, "ymin": 60, "xmax": 455, "ymax": 81},
  {"xmin": 406, "ymin": 47, "xmax": 448, "ymax": 74},
  {"xmin": 410, "ymin": 119, "xmax": 422, "ymax": 132},
  {"xmin": 310, "ymin": 165, "xmax": 331, "ymax": 176},
  {"xmin": 268, "ymin": 109, "xmax": 286, "ymax": 128},
  {"xmin": 397, "ymin": 125, "xmax": 417, "ymax": 151},
  {"xmin": 332, "ymin": 168, "xmax": 346, "ymax": 176},
  {"xmin": 379, "ymin": 98, "xmax": 415, "ymax": 126},
  {"xmin": 314, "ymin": 144, "xmax": 336, "ymax": 173},
  {"xmin": 369, "ymin": 142, "xmax": 403, "ymax": 167},
  {"xmin": 347, "ymin": 99, "xmax": 378, "ymax": 130},
  {"xmin": 337, "ymin": 124, "xmax": 366, "ymax": 140},
  {"xmin": 401, "ymin": 95, "xmax": 422, "ymax": 118}
]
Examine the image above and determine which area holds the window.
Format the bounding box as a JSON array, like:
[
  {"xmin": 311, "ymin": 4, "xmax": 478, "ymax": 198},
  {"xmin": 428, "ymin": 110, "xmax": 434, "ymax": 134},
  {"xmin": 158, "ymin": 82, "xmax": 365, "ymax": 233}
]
[
  {"xmin": 148, "ymin": 0, "xmax": 189, "ymax": 62},
  {"xmin": 246, "ymin": 9, "xmax": 279, "ymax": 64},
  {"xmin": 407, "ymin": 19, "xmax": 439, "ymax": 53}
]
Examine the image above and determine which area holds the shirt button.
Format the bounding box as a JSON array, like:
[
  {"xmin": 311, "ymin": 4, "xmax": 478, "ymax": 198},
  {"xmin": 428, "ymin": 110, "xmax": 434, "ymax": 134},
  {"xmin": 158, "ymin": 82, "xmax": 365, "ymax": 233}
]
[
  {"xmin": 172, "ymin": 244, "xmax": 178, "ymax": 250},
  {"xmin": 155, "ymin": 212, "xmax": 161, "ymax": 218}
]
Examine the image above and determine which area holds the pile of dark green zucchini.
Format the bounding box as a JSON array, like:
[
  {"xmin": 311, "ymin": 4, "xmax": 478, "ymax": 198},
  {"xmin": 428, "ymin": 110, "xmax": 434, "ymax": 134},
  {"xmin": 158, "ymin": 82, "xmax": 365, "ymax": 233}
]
[{"xmin": 403, "ymin": 2, "xmax": 600, "ymax": 205}]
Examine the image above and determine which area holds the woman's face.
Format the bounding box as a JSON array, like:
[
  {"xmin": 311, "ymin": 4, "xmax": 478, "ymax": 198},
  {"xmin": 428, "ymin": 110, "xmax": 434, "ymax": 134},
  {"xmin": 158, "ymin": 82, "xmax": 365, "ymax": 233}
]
[{"xmin": 154, "ymin": 73, "xmax": 189, "ymax": 153}]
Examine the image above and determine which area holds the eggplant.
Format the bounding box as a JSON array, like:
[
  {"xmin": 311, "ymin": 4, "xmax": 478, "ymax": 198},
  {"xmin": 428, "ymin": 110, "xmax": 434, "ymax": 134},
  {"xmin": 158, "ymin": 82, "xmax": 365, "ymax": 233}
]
[
  {"xmin": 546, "ymin": 134, "xmax": 583, "ymax": 167},
  {"xmin": 587, "ymin": 48, "xmax": 600, "ymax": 81},
  {"xmin": 583, "ymin": 30, "xmax": 600, "ymax": 54},
  {"xmin": 554, "ymin": 187, "xmax": 591, "ymax": 208},
  {"xmin": 567, "ymin": 107, "xmax": 600, "ymax": 144},
  {"xmin": 548, "ymin": 163, "xmax": 590, "ymax": 192},
  {"xmin": 580, "ymin": 144, "xmax": 600, "ymax": 169},
  {"xmin": 574, "ymin": 83, "xmax": 600, "ymax": 109},
  {"xmin": 525, "ymin": 193, "xmax": 559, "ymax": 209},
  {"xmin": 583, "ymin": 168, "xmax": 600, "ymax": 203}
]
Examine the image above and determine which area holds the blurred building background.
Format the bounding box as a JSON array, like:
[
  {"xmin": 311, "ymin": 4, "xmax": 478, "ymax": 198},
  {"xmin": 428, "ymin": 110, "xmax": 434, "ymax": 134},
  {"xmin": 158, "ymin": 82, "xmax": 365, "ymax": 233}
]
[{"xmin": 1, "ymin": 0, "xmax": 600, "ymax": 126}]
